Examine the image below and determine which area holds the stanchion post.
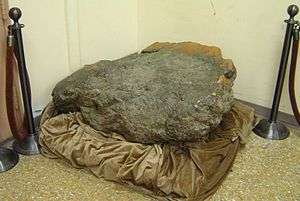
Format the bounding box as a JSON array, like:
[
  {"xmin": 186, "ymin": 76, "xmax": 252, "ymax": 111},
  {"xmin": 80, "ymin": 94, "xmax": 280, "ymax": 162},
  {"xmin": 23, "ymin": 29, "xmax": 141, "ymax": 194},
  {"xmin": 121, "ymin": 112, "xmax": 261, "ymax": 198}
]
[
  {"xmin": 253, "ymin": 5, "xmax": 299, "ymax": 140},
  {"xmin": 8, "ymin": 7, "xmax": 39, "ymax": 154}
]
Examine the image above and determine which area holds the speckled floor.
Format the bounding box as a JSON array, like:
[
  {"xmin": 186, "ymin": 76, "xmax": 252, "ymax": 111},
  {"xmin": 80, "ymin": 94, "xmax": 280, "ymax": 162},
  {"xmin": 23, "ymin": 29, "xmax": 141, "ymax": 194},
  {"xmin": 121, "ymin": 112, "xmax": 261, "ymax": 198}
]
[{"xmin": 0, "ymin": 128, "xmax": 299, "ymax": 201}]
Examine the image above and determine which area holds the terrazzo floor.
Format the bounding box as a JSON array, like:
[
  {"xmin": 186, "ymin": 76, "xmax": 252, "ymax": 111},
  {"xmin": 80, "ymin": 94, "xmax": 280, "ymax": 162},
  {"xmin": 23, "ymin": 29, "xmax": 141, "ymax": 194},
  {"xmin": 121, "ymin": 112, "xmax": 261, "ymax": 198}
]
[{"xmin": 0, "ymin": 128, "xmax": 299, "ymax": 201}]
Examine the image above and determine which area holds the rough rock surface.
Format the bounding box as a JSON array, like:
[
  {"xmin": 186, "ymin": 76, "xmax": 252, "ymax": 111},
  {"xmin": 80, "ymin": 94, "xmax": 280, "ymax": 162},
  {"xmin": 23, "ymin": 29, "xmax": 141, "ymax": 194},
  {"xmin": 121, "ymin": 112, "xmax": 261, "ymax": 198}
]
[{"xmin": 52, "ymin": 42, "xmax": 236, "ymax": 144}]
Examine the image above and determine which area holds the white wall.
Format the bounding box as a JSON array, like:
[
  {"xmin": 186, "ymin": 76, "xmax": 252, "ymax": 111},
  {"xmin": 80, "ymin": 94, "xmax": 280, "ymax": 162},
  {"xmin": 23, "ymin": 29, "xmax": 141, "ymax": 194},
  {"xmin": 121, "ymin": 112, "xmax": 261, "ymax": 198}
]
[
  {"xmin": 65, "ymin": 0, "xmax": 138, "ymax": 72},
  {"xmin": 138, "ymin": 0, "xmax": 300, "ymax": 115},
  {"xmin": 8, "ymin": 0, "xmax": 138, "ymax": 109},
  {"xmin": 9, "ymin": 0, "xmax": 70, "ymax": 110},
  {"xmin": 78, "ymin": 0, "xmax": 138, "ymax": 67},
  {"xmin": 7, "ymin": 0, "xmax": 300, "ymax": 115}
]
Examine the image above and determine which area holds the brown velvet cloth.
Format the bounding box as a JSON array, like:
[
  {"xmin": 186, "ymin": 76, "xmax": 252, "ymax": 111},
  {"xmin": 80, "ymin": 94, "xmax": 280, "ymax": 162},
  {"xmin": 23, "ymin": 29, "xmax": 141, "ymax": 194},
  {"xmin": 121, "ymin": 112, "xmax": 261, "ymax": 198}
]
[
  {"xmin": 0, "ymin": 0, "xmax": 10, "ymax": 142},
  {"xmin": 39, "ymin": 101, "xmax": 254, "ymax": 201},
  {"xmin": 0, "ymin": 1, "xmax": 24, "ymax": 142}
]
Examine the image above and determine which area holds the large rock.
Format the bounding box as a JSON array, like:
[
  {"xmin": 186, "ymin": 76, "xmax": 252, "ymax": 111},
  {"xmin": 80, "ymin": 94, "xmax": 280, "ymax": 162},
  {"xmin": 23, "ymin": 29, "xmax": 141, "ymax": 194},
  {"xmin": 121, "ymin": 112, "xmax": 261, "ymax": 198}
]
[{"xmin": 52, "ymin": 42, "xmax": 236, "ymax": 144}]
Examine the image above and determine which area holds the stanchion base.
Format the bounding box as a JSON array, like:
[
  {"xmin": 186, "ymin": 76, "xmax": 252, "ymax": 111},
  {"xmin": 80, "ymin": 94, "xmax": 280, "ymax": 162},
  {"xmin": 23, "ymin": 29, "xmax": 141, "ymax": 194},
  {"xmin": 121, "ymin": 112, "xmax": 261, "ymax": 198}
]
[
  {"xmin": 0, "ymin": 147, "xmax": 19, "ymax": 173},
  {"xmin": 13, "ymin": 133, "xmax": 40, "ymax": 155},
  {"xmin": 253, "ymin": 119, "xmax": 290, "ymax": 140}
]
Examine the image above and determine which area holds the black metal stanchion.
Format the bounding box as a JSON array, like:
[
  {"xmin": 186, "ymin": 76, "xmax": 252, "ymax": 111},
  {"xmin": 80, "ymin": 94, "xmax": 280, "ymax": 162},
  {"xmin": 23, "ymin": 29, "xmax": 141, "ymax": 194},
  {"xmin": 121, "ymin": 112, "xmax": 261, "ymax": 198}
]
[
  {"xmin": 0, "ymin": 146, "xmax": 19, "ymax": 173},
  {"xmin": 253, "ymin": 5, "xmax": 299, "ymax": 140},
  {"xmin": 8, "ymin": 7, "xmax": 39, "ymax": 155}
]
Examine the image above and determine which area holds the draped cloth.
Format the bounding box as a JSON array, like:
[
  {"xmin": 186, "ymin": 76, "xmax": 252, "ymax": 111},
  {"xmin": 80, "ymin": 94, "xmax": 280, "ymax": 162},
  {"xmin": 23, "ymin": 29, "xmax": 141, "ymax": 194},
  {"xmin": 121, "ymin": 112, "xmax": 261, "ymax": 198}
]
[
  {"xmin": 0, "ymin": 1, "xmax": 24, "ymax": 142},
  {"xmin": 0, "ymin": 0, "xmax": 10, "ymax": 142},
  {"xmin": 39, "ymin": 101, "xmax": 255, "ymax": 201}
]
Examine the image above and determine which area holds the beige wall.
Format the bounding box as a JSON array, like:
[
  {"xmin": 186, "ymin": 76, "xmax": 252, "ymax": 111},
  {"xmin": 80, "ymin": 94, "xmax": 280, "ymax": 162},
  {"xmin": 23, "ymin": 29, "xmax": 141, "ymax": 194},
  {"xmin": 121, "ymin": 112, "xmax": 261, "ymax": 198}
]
[
  {"xmin": 78, "ymin": 0, "xmax": 138, "ymax": 67},
  {"xmin": 138, "ymin": 0, "xmax": 300, "ymax": 115},
  {"xmin": 7, "ymin": 0, "xmax": 300, "ymax": 115},
  {"xmin": 9, "ymin": 0, "xmax": 70, "ymax": 110},
  {"xmin": 8, "ymin": 0, "xmax": 138, "ymax": 109}
]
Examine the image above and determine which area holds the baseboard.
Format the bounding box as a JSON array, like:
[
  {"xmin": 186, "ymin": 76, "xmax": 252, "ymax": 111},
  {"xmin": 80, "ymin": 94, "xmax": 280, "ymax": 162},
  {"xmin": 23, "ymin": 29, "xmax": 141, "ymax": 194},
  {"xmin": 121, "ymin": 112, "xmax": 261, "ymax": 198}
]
[{"xmin": 236, "ymin": 99, "xmax": 299, "ymax": 128}]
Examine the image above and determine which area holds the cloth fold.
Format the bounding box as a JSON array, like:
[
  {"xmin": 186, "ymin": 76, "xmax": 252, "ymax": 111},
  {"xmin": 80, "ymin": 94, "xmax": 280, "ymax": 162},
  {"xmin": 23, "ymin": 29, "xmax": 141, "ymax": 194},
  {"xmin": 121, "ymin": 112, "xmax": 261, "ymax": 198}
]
[
  {"xmin": 0, "ymin": 0, "xmax": 10, "ymax": 142},
  {"xmin": 0, "ymin": 1, "xmax": 25, "ymax": 142},
  {"xmin": 39, "ymin": 101, "xmax": 254, "ymax": 201}
]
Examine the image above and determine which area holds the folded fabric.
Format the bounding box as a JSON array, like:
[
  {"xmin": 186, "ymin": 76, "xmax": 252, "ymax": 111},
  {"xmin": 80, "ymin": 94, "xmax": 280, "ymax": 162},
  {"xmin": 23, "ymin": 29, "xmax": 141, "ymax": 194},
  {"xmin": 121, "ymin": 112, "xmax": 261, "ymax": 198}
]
[{"xmin": 39, "ymin": 101, "xmax": 255, "ymax": 201}]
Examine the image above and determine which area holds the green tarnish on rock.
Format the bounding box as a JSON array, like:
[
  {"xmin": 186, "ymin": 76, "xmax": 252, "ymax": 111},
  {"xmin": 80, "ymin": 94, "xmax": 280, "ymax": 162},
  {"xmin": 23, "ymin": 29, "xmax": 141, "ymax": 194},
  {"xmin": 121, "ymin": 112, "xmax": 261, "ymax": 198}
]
[{"xmin": 52, "ymin": 42, "xmax": 236, "ymax": 144}]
